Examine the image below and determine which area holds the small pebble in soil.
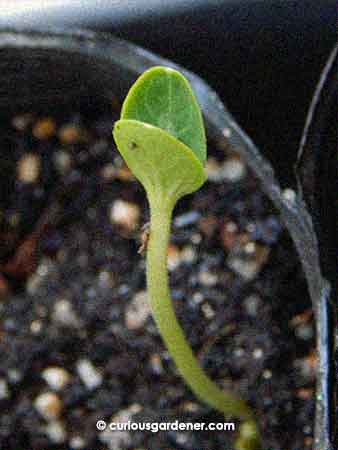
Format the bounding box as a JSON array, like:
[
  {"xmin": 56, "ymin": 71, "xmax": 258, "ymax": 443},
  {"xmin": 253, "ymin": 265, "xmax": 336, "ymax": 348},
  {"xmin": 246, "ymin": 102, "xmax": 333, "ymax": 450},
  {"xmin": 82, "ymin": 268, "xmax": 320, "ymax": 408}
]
[
  {"xmin": 289, "ymin": 309, "xmax": 313, "ymax": 327},
  {"xmin": 42, "ymin": 367, "xmax": 71, "ymax": 391},
  {"xmin": 109, "ymin": 199, "xmax": 140, "ymax": 232},
  {"xmin": 198, "ymin": 270, "xmax": 218, "ymax": 287},
  {"xmin": 117, "ymin": 284, "xmax": 130, "ymax": 296},
  {"xmin": 52, "ymin": 299, "xmax": 81, "ymax": 328},
  {"xmin": 201, "ymin": 302, "xmax": 215, "ymax": 319},
  {"xmin": 125, "ymin": 290, "xmax": 151, "ymax": 331},
  {"xmin": 101, "ymin": 163, "xmax": 116, "ymax": 181},
  {"xmin": 180, "ymin": 245, "xmax": 197, "ymax": 264},
  {"xmin": 294, "ymin": 323, "xmax": 314, "ymax": 341},
  {"xmin": 303, "ymin": 425, "xmax": 312, "ymax": 435},
  {"xmin": 227, "ymin": 242, "xmax": 270, "ymax": 280},
  {"xmin": 34, "ymin": 392, "xmax": 63, "ymax": 421},
  {"xmin": 7, "ymin": 368, "xmax": 23, "ymax": 384},
  {"xmin": 99, "ymin": 404, "xmax": 142, "ymax": 450},
  {"xmin": 243, "ymin": 294, "xmax": 261, "ymax": 317},
  {"xmin": 304, "ymin": 437, "xmax": 313, "ymax": 447},
  {"xmin": 221, "ymin": 220, "xmax": 239, "ymax": 250},
  {"xmin": 192, "ymin": 292, "xmax": 204, "ymax": 304},
  {"xmin": 174, "ymin": 211, "xmax": 200, "ymax": 228},
  {"xmin": 76, "ymin": 359, "xmax": 103, "ymax": 391},
  {"xmin": 190, "ymin": 232, "xmax": 202, "ymax": 245},
  {"xmin": 149, "ymin": 353, "xmax": 164, "ymax": 375},
  {"xmin": 294, "ymin": 352, "xmax": 317, "ymax": 381},
  {"xmin": 167, "ymin": 244, "xmax": 181, "ymax": 271},
  {"xmin": 7, "ymin": 368, "xmax": 22, "ymax": 384},
  {"xmin": 53, "ymin": 150, "xmax": 73, "ymax": 174},
  {"xmin": 99, "ymin": 425, "xmax": 131, "ymax": 450},
  {"xmin": 252, "ymin": 348, "xmax": 264, "ymax": 359},
  {"xmin": 205, "ymin": 157, "xmax": 221, "ymax": 182},
  {"xmin": 223, "ymin": 127, "xmax": 232, "ymax": 138},
  {"xmin": 182, "ymin": 401, "xmax": 200, "ymax": 413},
  {"xmin": 11, "ymin": 113, "xmax": 33, "ymax": 131},
  {"xmin": 58, "ymin": 124, "xmax": 86, "ymax": 144},
  {"xmin": 26, "ymin": 259, "xmax": 55, "ymax": 294},
  {"xmin": 97, "ymin": 270, "xmax": 115, "ymax": 289},
  {"xmin": 221, "ymin": 156, "xmax": 247, "ymax": 182},
  {"xmin": 32, "ymin": 117, "xmax": 56, "ymax": 139},
  {"xmin": 17, "ymin": 153, "xmax": 41, "ymax": 184},
  {"xmin": 69, "ymin": 435, "xmax": 86, "ymax": 449},
  {"xmin": 0, "ymin": 378, "xmax": 10, "ymax": 399},
  {"xmin": 44, "ymin": 420, "xmax": 67, "ymax": 444},
  {"xmin": 198, "ymin": 214, "xmax": 218, "ymax": 238},
  {"xmin": 0, "ymin": 276, "xmax": 9, "ymax": 299},
  {"xmin": 26, "ymin": 273, "xmax": 43, "ymax": 295},
  {"xmin": 169, "ymin": 431, "xmax": 191, "ymax": 447},
  {"xmin": 262, "ymin": 369, "xmax": 273, "ymax": 380},
  {"xmin": 233, "ymin": 348, "xmax": 245, "ymax": 358},
  {"xmin": 296, "ymin": 388, "xmax": 313, "ymax": 400},
  {"xmin": 37, "ymin": 259, "xmax": 53, "ymax": 277},
  {"xmin": 30, "ymin": 319, "xmax": 43, "ymax": 334},
  {"xmin": 205, "ymin": 156, "xmax": 246, "ymax": 182}
]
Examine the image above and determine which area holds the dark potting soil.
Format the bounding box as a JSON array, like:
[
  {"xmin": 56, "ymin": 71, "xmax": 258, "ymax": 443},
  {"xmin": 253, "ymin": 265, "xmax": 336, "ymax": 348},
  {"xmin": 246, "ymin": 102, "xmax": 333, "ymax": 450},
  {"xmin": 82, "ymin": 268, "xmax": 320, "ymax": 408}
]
[{"xmin": 0, "ymin": 103, "xmax": 316, "ymax": 450}]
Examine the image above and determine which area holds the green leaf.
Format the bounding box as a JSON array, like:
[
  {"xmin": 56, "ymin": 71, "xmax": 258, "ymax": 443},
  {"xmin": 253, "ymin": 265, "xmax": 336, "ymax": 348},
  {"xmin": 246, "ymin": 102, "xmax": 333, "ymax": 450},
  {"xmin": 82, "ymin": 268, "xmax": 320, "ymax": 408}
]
[
  {"xmin": 120, "ymin": 66, "xmax": 206, "ymax": 163},
  {"xmin": 113, "ymin": 119, "xmax": 206, "ymax": 202}
]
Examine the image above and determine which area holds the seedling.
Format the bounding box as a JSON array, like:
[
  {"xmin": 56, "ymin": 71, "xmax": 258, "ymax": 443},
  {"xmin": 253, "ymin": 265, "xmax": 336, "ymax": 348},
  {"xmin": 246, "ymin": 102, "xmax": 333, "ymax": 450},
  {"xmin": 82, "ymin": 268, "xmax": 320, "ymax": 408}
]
[{"xmin": 113, "ymin": 66, "xmax": 261, "ymax": 450}]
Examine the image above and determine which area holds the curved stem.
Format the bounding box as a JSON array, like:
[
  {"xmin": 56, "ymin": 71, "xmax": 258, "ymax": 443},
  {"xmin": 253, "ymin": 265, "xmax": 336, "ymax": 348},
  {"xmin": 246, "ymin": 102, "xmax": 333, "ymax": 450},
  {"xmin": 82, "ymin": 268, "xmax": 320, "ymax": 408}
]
[{"xmin": 146, "ymin": 194, "xmax": 256, "ymax": 423}]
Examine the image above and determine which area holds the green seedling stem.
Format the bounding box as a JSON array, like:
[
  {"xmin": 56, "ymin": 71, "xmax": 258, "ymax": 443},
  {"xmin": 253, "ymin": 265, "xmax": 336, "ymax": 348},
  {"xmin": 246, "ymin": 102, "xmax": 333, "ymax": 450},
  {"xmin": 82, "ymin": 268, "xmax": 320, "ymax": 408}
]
[{"xmin": 113, "ymin": 66, "xmax": 261, "ymax": 450}]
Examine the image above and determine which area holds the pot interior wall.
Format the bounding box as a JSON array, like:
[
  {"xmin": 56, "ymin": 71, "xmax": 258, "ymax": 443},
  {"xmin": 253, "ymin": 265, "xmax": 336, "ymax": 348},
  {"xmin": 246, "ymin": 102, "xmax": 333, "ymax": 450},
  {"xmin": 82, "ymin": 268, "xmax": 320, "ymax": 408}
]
[{"xmin": 0, "ymin": 48, "xmax": 131, "ymax": 114}]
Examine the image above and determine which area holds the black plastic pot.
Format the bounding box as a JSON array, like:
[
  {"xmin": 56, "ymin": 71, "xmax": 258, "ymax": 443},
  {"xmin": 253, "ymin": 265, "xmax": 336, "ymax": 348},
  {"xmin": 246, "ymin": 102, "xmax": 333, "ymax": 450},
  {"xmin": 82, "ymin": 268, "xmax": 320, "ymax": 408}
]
[
  {"xmin": 297, "ymin": 44, "xmax": 338, "ymax": 449},
  {"xmin": 0, "ymin": 29, "xmax": 332, "ymax": 449}
]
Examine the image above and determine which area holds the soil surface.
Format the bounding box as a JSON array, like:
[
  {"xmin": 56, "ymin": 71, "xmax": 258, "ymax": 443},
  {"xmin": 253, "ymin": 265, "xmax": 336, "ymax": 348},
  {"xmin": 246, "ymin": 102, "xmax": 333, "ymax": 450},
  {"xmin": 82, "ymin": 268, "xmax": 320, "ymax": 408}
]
[{"xmin": 0, "ymin": 104, "xmax": 316, "ymax": 450}]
